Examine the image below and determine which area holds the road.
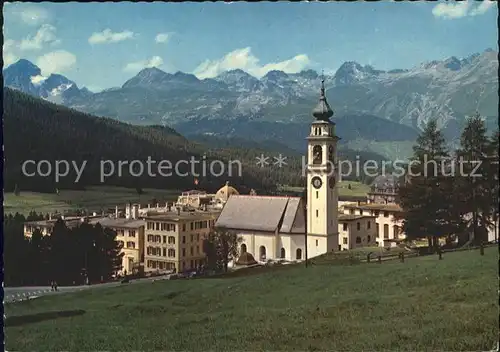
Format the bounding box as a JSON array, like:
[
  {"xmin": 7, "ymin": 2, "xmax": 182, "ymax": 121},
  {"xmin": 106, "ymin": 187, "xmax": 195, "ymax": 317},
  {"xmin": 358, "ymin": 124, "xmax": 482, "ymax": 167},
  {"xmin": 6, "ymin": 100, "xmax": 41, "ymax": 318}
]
[{"xmin": 4, "ymin": 276, "xmax": 168, "ymax": 303}]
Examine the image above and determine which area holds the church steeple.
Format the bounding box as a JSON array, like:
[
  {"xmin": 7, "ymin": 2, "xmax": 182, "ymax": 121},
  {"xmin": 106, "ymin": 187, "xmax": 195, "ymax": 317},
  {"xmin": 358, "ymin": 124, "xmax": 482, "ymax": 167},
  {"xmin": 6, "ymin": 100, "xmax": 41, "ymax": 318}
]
[{"xmin": 312, "ymin": 74, "xmax": 334, "ymax": 122}]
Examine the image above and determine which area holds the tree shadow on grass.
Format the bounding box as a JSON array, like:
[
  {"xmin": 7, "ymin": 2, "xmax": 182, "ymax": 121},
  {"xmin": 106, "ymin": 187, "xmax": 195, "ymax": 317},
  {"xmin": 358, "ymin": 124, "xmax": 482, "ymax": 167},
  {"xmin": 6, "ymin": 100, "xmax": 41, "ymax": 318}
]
[{"xmin": 5, "ymin": 309, "xmax": 86, "ymax": 327}]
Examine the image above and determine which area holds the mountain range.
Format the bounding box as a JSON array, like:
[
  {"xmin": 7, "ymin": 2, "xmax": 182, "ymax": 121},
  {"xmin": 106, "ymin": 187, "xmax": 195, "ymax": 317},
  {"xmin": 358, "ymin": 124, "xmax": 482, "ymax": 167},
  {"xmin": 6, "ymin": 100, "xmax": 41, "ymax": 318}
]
[{"xmin": 4, "ymin": 49, "xmax": 498, "ymax": 160}]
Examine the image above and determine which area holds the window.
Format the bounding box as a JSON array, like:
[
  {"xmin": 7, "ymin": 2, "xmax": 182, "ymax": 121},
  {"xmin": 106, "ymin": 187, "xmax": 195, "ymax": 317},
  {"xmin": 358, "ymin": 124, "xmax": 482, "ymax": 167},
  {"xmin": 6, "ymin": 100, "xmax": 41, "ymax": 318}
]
[
  {"xmin": 367, "ymin": 221, "xmax": 371, "ymax": 229},
  {"xmin": 241, "ymin": 243, "xmax": 247, "ymax": 254},
  {"xmin": 356, "ymin": 222, "xmax": 360, "ymax": 231},
  {"xmin": 155, "ymin": 222, "xmax": 160, "ymax": 231},
  {"xmin": 155, "ymin": 235, "xmax": 161, "ymax": 243},
  {"xmin": 190, "ymin": 222, "xmax": 194, "ymax": 230},
  {"xmin": 163, "ymin": 235, "xmax": 167, "ymax": 243},
  {"xmin": 350, "ymin": 209, "xmax": 355, "ymax": 215},
  {"xmin": 384, "ymin": 212, "xmax": 389, "ymax": 218},
  {"xmin": 126, "ymin": 241, "xmax": 135, "ymax": 249},
  {"xmin": 190, "ymin": 234, "xmax": 194, "ymax": 242},
  {"xmin": 343, "ymin": 238, "xmax": 348, "ymax": 244},
  {"xmin": 316, "ymin": 239, "xmax": 318, "ymax": 246},
  {"xmin": 196, "ymin": 246, "xmax": 200, "ymax": 254},
  {"xmin": 182, "ymin": 236, "xmax": 186, "ymax": 244},
  {"xmin": 161, "ymin": 223, "xmax": 166, "ymax": 231},
  {"xmin": 316, "ymin": 209, "xmax": 319, "ymax": 217},
  {"xmin": 168, "ymin": 236, "xmax": 175, "ymax": 244},
  {"xmin": 343, "ymin": 223, "xmax": 348, "ymax": 231},
  {"xmin": 367, "ymin": 235, "xmax": 371, "ymax": 242},
  {"xmin": 384, "ymin": 224, "xmax": 389, "ymax": 239},
  {"xmin": 147, "ymin": 235, "xmax": 153, "ymax": 242},
  {"xmin": 374, "ymin": 211, "xmax": 380, "ymax": 217},
  {"xmin": 356, "ymin": 236, "xmax": 361, "ymax": 244},
  {"xmin": 182, "ymin": 224, "xmax": 186, "ymax": 232},
  {"xmin": 296, "ymin": 248, "xmax": 302, "ymax": 260},
  {"xmin": 163, "ymin": 248, "xmax": 167, "ymax": 256},
  {"xmin": 147, "ymin": 222, "xmax": 153, "ymax": 230},
  {"xmin": 316, "ymin": 191, "xmax": 319, "ymax": 199},
  {"xmin": 168, "ymin": 249, "xmax": 175, "ymax": 257},
  {"xmin": 129, "ymin": 230, "xmax": 136, "ymax": 237},
  {"xmin": 280, "ymin": 248, "xmax": 286, "ymax": 259},
  {"xmin": 190, "ymin": 247, "xmax": 194, "ymax": 255},
  {"xmin": 359, "ymin": 210, "xmax": 363, "ymax": 215}
]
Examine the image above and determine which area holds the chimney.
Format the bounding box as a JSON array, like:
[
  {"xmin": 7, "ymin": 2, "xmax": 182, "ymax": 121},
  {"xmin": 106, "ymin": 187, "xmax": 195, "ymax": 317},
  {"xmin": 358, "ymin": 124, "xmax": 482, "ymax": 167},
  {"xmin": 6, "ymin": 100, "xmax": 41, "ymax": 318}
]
[{"xmin": 132, "ymin": 204, "xmax": 139, "ymax": 220}]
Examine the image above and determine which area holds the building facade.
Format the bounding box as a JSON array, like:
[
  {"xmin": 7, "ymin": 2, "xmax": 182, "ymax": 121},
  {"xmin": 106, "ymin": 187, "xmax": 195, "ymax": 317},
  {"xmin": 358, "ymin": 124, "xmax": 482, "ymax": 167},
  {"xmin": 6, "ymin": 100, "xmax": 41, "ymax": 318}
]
[
  {"xmin": 143, "ymin": 209, "xmax": 220, "ymax": 274},
  {"xmin": 338, "ymin": 214, "xmax": 377, "ymax": 251}
]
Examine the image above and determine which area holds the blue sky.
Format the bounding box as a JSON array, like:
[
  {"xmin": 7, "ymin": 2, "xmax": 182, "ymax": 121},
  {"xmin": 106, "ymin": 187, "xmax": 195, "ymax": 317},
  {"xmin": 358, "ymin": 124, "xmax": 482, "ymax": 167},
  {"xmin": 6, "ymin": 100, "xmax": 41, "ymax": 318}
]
[{"xmin": 3, "ymin": 1, "xmax": 497, "ymax": 92}]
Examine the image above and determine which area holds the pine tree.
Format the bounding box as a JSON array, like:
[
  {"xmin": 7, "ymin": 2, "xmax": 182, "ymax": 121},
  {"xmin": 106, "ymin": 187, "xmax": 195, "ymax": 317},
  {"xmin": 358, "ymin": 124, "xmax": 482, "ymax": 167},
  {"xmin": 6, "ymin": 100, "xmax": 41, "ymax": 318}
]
[
  {"xmin": 397, "ymin": 119, "xmax": 459, "ymax": 250},
  {"xmin": 455, "ymin": 113, "xmax": 493, "ymax": 244}
]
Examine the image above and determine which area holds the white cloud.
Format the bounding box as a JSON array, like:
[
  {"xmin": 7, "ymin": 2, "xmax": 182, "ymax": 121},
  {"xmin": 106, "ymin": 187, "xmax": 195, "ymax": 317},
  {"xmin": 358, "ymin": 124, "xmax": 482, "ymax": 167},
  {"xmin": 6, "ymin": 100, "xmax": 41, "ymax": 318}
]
[
  {"xmin": 3, "ymin": 39, "xmax": 18, "ymax": 66},
  {"xmin": 192, "ymin": 47, "xmax": 311, "ymax": 79},
  {"xmin": 88, "ymin": 29, "xmax": 135, "ymax": 45},
  {"xmin": 11, "ymin": 5, "xmax": 50, "ymax": 26},
  {"xmin": 469, "ymin": 0, "xmax": 495, "ymax": 16},
  {"xmin": 19, "ymin": 24, "xmax": 60, "ymax": 51},
  {"xmin": 432, "ymin": 0, "xmax": 494, "ymax": 19},
  {"xmin": 124, "ymin": 56, "xmax": 164, "ymax": 72},
  {"xmin": 30, "ymin": 75, "xmax": 48, "ymax": 85},
  {"xmin": 155, "ymin": 33, "xmax": 171, "ymax": 44},
  {"xmin": 35, "ymin": 50, "xmax": 77, "ymax": 75}
]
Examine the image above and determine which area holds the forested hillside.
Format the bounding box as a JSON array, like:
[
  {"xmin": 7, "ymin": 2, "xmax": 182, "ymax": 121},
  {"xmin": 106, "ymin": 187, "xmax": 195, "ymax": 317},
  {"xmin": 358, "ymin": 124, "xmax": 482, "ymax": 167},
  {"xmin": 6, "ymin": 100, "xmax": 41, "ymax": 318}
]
[{"xmin": 4, "ymin": 88, "xmax": 385, "ymax": 194}]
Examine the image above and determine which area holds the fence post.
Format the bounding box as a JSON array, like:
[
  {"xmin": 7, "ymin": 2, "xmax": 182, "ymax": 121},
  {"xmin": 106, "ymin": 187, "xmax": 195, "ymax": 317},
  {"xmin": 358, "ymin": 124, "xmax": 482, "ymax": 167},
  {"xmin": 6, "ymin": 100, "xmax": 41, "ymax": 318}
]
[
  {"xmin": 367, "ymin": 253, "xmax": 371, "ymax": 263},
  {"xmin": 438, "ymin": 247, "xmax": 443, "ymax": 260},
  {"xmin": 480, "ymin": 242, "xmax": 484, "ymax": 256},
  {"xmin": 378, "ymin": 255, "xmax": 382, "ymax": 264},
  {"xmin": 400, "ymin": 252, "xmax": 405, "ymax": 263}
]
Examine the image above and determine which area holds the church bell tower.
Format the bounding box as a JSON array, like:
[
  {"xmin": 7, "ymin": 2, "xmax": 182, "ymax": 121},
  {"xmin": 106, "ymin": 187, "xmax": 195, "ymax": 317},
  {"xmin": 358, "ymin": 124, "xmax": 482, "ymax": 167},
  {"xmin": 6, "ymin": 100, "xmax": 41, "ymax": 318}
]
[{"xmin": 306, "ymin": 77, "xmax": 339, "ymax": 257}]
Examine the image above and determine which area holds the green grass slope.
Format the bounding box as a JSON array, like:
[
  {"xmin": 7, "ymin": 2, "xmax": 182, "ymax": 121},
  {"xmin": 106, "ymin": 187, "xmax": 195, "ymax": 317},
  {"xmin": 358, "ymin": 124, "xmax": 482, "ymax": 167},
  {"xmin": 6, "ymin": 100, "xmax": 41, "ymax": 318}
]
[{"xmin": 5, "ymin": 247, "xmax": 496, "ymax": 351}]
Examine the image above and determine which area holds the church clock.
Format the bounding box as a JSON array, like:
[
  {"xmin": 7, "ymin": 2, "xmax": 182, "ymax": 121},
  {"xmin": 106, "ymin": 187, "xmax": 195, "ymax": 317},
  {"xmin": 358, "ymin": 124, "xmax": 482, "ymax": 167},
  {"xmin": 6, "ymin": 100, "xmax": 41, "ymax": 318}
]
[{"xmin": 311, "ymin": 176, "xmax": 323, "ymax": 189}]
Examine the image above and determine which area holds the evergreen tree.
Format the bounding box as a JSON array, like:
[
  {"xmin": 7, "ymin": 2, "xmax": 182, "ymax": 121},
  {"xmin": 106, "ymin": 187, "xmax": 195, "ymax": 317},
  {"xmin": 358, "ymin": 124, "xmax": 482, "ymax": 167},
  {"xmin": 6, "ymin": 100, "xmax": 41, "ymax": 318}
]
[
  {"xmin": 486, "ymin": 129, "xmax": 499, "ymax": 242},
  {"xmin": 397, "ymin": 119, "xmax": 459, "ymax": 250},
  {"xmin": 455, "ymin": 113, "xmax": 493, "ymax": 244}
]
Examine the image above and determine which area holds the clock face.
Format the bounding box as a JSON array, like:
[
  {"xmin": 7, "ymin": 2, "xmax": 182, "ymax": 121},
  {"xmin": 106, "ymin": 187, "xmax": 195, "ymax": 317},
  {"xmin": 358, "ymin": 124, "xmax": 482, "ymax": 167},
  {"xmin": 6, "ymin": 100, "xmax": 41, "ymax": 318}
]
[
  {"xmin": 311, "ymin": 176, "xmax": 322, "ymax": 189},
  {"xmin": 329, "ymin": 176, "xmax": 336, "ymax": 188}
]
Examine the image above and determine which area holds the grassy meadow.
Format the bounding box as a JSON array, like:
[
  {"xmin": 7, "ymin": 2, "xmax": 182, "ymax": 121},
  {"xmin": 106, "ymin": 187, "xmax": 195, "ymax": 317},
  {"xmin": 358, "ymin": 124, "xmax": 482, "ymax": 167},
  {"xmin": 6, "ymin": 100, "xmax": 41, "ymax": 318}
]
[
  {"xmin": 5, "ymin": 247, "xmax": 497, "ymax": 351},
  {"xmin": 3, "ymin": 186, "xmax": 180, "ymax": 216}
]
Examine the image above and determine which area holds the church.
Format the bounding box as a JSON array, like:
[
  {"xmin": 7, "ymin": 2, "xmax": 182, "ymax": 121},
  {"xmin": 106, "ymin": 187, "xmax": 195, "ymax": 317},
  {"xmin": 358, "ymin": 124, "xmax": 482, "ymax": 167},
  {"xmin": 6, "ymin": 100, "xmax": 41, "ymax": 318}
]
[{"xmin": 215, "ymin": 78, "xmax": 342, "ymax": 261}]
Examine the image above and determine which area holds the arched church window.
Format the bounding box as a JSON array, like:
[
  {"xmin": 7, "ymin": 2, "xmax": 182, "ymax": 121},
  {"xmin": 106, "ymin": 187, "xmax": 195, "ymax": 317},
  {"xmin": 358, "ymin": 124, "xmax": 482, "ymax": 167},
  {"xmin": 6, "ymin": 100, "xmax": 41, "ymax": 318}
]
[
  {"xmin": 296, "ymin": 248, "xmax": 302, "ymax": 260},
  {"xmin": 313, "ymin": 145, "xmax": 322, "ymax": 164},
  {"xmin": 280, "ymin": 248, "xmax": 286, "ymax": 259},
  {"xmin": 241, "ymin": 243, "xmax": 247, "ymax": 254},
  {"xmin": 259, "ymin": 246, "xmax": 266, "ymax": 260}
]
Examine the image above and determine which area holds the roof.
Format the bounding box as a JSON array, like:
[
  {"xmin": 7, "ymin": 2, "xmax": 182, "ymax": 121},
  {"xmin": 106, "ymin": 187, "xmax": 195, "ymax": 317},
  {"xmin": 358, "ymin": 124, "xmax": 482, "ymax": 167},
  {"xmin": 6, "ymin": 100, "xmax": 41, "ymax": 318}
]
[
  {"xmin": 338, "ymin": 214, "xmax": 376, "ymax": 222},
  {"xmin": 215, "ymin": 181, "xmax": 239, "ymax": 202},
  {"xmin": 88, "ymin": 217, "xmax": 145, "ymax": 229},
  {"xmin": 312, "ymin": 79, "xmax": 334, "ymax": 121},
  {"xmin": 343, "ymin": 203, "xmax": 402, "ymax": 212},
  {"xmin": 236, "ymin": 252, "xmax": 257, "ymax": 266},
  {"xmin": 145, "ymin": 210, "xmax": 220, "ymax": 222},
  {"xmin": 215, "ymin": 195, "xmax": 305, "ymax": 233}
]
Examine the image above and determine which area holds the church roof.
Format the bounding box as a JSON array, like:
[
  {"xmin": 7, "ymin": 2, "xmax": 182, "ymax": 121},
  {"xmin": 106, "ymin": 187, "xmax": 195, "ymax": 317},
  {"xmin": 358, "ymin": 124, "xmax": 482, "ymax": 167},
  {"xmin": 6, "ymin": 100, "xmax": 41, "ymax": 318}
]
[
  {"xmin": 215, "ymin": 195, "xmax": 305, "ymax": 233},
  {"xmin": 312, "ymin": 78, "xmax": 334, "ymax": 121}
]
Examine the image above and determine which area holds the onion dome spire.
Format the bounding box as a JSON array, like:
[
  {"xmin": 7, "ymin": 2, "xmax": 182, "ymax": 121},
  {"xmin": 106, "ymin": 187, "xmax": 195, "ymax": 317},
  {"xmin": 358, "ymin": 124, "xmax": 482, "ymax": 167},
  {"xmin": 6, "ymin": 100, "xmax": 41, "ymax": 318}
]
[{"xmin": 312, "ymin": 71, "xmax": 334, "ymax": 121}]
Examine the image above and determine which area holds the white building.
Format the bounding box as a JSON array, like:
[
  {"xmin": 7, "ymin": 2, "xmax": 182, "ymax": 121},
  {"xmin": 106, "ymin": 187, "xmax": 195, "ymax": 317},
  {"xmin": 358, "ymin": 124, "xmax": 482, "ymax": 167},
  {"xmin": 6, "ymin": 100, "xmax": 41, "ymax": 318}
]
[{"xmin": 215, "ymin": 78, "xmax": 344, "ymax": 261}]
